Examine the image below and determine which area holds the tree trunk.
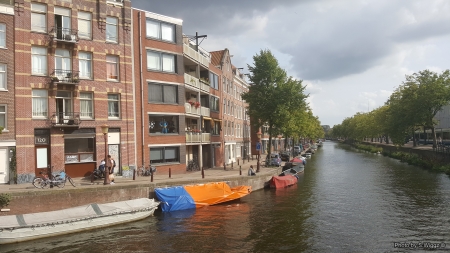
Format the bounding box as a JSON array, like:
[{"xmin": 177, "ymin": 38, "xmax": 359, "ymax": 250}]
[{"xmin": 432, "ymin": 127, "xmax": 437, "ymax": 148}]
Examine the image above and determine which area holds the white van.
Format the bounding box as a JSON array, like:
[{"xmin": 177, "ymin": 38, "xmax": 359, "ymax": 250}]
[{"xmin": 293, "ymin": 146, "xmax": 301, "ymax": 155}]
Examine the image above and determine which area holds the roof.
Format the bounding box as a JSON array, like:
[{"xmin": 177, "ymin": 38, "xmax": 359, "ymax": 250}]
[{"xmin": 210, "ymin": 50, "xmax": 225, "ymax": 67}]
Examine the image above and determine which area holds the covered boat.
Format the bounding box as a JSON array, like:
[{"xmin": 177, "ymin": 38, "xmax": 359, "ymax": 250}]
[
  {"xmin": 269, "ymin": 161, "xmax": 305, "ymax": 189},
  {"xmin": 0, "ymin": 198, "xmax": 160, "ymax": 244},
  {"xmin": 155, "ymin": 182, "xmax": 251, "ymax": 212}
]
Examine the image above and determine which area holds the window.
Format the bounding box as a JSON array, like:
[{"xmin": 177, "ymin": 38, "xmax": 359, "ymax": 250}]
[
  {"xmin": 150, "ymin": 146, "xmax": 179, "ymax": 164},
  {"xmin": 31, "ymin": 47, "xmax": 47, "ymax": 75},
  {"xmin": 223, "ymin": 99, "xmax": 226, "ymax": 114},
  {"xmin": 209, "ymin": 72, "xmax": 219, "ymax": 90},
  {"xmin": 0, "ymin": 105, "xmax": 5, "ymax": 130},
  {"xmin": 78, "ymin": 12, "xmax": 92, "ymax": 39},
  {"xmin": 80, "ymin": 92, "xmax": 93, "ymax": 119},
  {"xmin": 79, "ymin": 52, "xmax": 92, "ymax": 79},
  {"xmin": 148, "ymin": 83, "xmax": 178, "ymax": 104},
  {"xmin": 64, "ymin": 137, "xmax": 94, "ymax": 163},
  {"xmin": 146, "ymin": 50, "xmax": 175, "ymax": 73},
  {"xmin": 31, "ymin": 3, "xmax": 47, "ymax": 33},
  {"xmin": 54, "ymin": 49, "xmax": 71, "ymax": 80},
  {"xmin": 32, "ymin": 89, "xmax": 48, "ymax": 117},
  {"xmin": 232, "ymin": 122, "xmax": 234, "ymax": 136},
  {"xmin": 224, "ymin": 120, "xmax": 227, "ymax": 136},
  {"xmin": 107, "ymin": 94, "xmax": 120, "ymax": 118},
  {"xmin": 209, "ymin": 96, "xmax": 219, "ymax": 112},
  {"xmin": 0, "ymin": 23, "xmax": 5, "ymax": 48},
  {"xmin": 0, "ymin": 64, "xmax": 5, "ymax": 90},
  {"xmin": 149, "ymin": 115, "xmax": 179, "ymax": 134},
  {"xmin": 212, "ymin": 121, "xmax": 220, "ymax": 135},
  {"xmin": 54, "ymin": 7, "xmax": 71, "ymax": 40},
  {"xmin": 146, "ymin": 19, "xmax": 175, "ymax": 42},
  {"xmin": 106, "ymin": 16, "xmax": 118, "ymax": 42},
  {"xmin": 106, "ymin": 55, "xmax": 119, "ymax": 81},
  {"xmin": 227, "ymin": 101, "xmax": 230, "ymax": 115}
]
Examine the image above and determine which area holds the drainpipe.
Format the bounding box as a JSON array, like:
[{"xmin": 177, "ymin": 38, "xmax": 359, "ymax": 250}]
[
  {"xmin": 138, "ymin": 12, "xmax": 145, "ymax": 167},
  {"xmin": 131, "ymin": 9, "xmax": 137, "ymax": 167}
]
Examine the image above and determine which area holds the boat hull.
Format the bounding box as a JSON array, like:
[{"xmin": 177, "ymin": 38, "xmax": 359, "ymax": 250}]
[{"xmin": 270, "ymin": 175, "xmax": 298, "ymax": 188}]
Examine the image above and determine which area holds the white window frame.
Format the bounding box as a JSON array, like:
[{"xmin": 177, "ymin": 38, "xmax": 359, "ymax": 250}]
[
  {"xmin": 31, "ymin": 46, "xmax": 47, "ymax": 75},
  {"xmin": 0, "ymin": 105, "xmax": 6, "ymax": 131},
  {"xmin": 31, "ymin": 3, "xmax": 47, "ymax": 33},
  {"xmin": 0, "ymin": 23, "xmax": 5, "ymax": 48},
  {"xmin": 146, "ymin": 18, "xmax": 175, "ymax": 42},
  {"xmin": 77, "ymin": 11, "xmax": 92, "ymax": 40},
  {"xmin": 106, "ymin": 16, "xmax": 118, "ymax": 43},
  {"xmin": 146, "ymin": 50, "xmax": 176, "ymax": 73},
  {"xmin": 80, "ymin": 92, "xmax": 93, "ymax": 119},
  {"xmin": 32, "ymin": 89, "xmax": 48, "ymax": 118},
  {"xmin": 107, "ymin": 93, "xmax": 120, "ymax": 119},
  {"xmin": 0, "ymin": 63, "xmax": 5, "ymax": 90},
  {"xmin": 79, "ymin": 51, "xmax": 92, "ymax": 79},
  {"xmin": 106, "ymin": 55, "xmax": 119, "ymax": 81}
]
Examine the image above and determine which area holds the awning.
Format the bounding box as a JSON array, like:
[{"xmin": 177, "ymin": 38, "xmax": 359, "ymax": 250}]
[{"xmin": 64, "ymin": 133, "xmax": 96, "ymax": 139}]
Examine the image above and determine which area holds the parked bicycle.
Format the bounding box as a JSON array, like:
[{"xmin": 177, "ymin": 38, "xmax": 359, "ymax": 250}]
[
  {"xmin": 186, "ymin": 158, "xmax": 200, "ymax": 171},
  {"xmin": 138, "ymin": 164, "xmax": 156, "ymax": 176},
  {"xmin": 32, "ymin": 166, "xmax": 76, "ymax": 189}
]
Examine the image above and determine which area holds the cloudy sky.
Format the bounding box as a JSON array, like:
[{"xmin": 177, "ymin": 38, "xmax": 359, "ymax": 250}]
[{"xmin": 132, "ymin": 0, "xmax": 450, "ymax": 127}]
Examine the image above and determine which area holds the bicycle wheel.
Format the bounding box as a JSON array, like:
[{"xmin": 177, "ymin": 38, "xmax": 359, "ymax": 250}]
[
  {"xmin": 67, "ymin": 176, "xmax": 76, "ymax": 187},
  {"xmin": 32, "ymin": 178, "xmax": 44, "ymax": 189}
]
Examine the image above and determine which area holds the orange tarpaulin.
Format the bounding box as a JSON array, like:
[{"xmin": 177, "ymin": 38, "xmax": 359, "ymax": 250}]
[{"xmin": 184, "ymin": 182, "xmax": 252, "ymax": 208}]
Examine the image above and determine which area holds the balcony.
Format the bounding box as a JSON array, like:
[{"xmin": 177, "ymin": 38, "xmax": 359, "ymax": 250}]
[
  {"xmin": 49, "ymin": 27, "xmax": 78, "ymax": 43},
  {"xmin": 50, "ymin": 112, "xmax": 81, "ymax": 127},
  {"xmin": 200, "ymin": 106, "xmax": 210, "ymax": 117},
  {"xmin": 199, "ymin": 79, "xmax": 210, "ymax": 92},
  {"xmin": 186, "ymin": 132, "xmax": 201, "ymax": 143},
  {"xmin": 183, "ymin": 43, "xmax": 211, "ymax": 67},
  {"xmin": 50, "ymin": 69, "xmax": 80, "ymax": 85},
  {"xmin": 202, "ymin": 133, "xmax": 211, "ymax": 143},
  {"xmin": 185, "ymin": 73, "xmax": 200, "ymax": 89},
  {"xmin": 185, "ymin": 103, "xmax": 201, "ymax": 115}
]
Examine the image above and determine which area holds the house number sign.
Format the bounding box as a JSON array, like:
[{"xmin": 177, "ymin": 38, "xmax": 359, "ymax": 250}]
[{"xmin": 35, "ymin": 136, "xmax": 49, "ymax": 145}]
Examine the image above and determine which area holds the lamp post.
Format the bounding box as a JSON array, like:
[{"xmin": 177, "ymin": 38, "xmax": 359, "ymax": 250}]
[
  {"xmin": 256, "ymin": 130, "xmax": 262, "ymax": 173},
  {"xmin": 101, "ymin": 124, "xmax": 110, "ymax": 185}
]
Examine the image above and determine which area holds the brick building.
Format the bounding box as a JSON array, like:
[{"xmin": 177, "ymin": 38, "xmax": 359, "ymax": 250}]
[
  {"xmin": 0, "ymin": 1, "xmax": 15, "ymax": 184},
  {"xmin": 14, "ymin": 0, "xmax": 134, "ymax": 183}
]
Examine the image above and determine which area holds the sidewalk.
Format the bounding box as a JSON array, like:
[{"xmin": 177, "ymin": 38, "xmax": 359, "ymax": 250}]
[{"xmin": 0, "ymin": 154, "xmax": 281, "ymax": 192}]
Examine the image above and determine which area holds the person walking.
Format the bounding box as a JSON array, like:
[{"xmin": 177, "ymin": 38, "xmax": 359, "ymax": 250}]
[{"xmin": 107, "ymin": 155, "xmax": 115, "ymax": 184}]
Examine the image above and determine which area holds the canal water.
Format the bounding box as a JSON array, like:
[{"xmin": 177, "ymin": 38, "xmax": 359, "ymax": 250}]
[{"xmin": 3, "ymin": 141, "xmax": 450, "ymax": 253}]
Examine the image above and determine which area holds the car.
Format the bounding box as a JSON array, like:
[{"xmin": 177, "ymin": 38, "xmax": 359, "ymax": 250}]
[
  {"xmin": 293, "ymin": 146, "xmax": 301, "ymax": 156},
  {"xmin": 268, "ymin": 153, "xmax": 282, "ymax": 167},
  {"xmin": 280, "ymin": 152, "xmax": 290, "ymax": 161}
]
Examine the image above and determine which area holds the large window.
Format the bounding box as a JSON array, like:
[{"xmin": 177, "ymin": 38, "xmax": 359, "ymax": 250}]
[
  {"xmin": 79, "ymin": 52, "xmax": 92, "ymax": 79},
  {"xmin": 209, "ymin": 72, "xmax": 219, "ymax": 90},
  {"xmin": 78, "ymin": 12, "xmax": 92, "ymax": 39},
  {"xmin": 0, "ymin": 64, "xmax": 5, "ymax": 90},
  {"xmin": 32, "ymin": 89, "xmax": 48, "ymax": 117},
  {"xmin": 31, "ymin": 46, "xmax": 47, "ymax": 75},
  {"xmin": 107, "ymin": 94, "xmax": 120, "ymax": 118},
  {"xmin": 146, "ymin": 50, "xmax": 175, "ymax": 73},
  {"xmin": 149, "ymin": 115, "xmax": 179, "ymax": 134},
  {"xmin": 64, "ymin": 137, "xmax": 94, "ymax": 163},
  {"xmin": 106, "ymin": 55, "xmax": 119, "ymax": 81},
  {"xmin": 106, "ymin": 16, "xmax": 118, "ymax": 43},
  {"xmin": 146, "ymin": 19, "xmax": 175, "ymax": 42},
  {"xmin": 0, "ymin": 105, "xmax": 6, "ymax": 130},
  {"xmin": 150, "ymin": 146, "xmax": 179, "ymax": 164},
  {"xmin": 148, "ymin": 83, "xmax": 177, "ymax": 104},
  {"xmin": 0, "ymin": 23, "xmax": 5, "ymax": 48},
  {"xmin": 80, "ymin": 92, "xmax": 93, "ymax": 119},
  {"xmin": 209, "ymin": 96, "xmax": 219, "ymax": 112},
  {"xmin": 212, "ymin": 121, "xmax": 220, "ymax": 135},
  {"xmin": 31, "ymin": 3, "xmax": 47, "ymax": 33}
]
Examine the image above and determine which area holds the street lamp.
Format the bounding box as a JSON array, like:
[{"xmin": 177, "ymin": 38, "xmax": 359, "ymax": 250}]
[
  {"xmin": 256, "ymin": 130, "xmax": 262, "ymax": 173},
  {"xmin": 101, "ymin": 124, "xmax": 110, "ymax": 185}
]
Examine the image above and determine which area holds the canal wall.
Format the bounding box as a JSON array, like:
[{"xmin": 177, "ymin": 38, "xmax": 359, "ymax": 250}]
[{"xmin": 1, "ymin": 170, "xmax": 278, "ymax": 215}]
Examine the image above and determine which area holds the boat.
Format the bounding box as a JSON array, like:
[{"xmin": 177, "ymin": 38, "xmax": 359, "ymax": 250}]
[
  {"xmin": 155, "ymin": 182, "xmax": 251, "ymax": 212},
  {"xmin": 269, "ymin": 160, "xmax": 305, "ymax": 189},
  {"xmin": 0, "ymin": 198, "xmax": 160, "ymax": 244}
]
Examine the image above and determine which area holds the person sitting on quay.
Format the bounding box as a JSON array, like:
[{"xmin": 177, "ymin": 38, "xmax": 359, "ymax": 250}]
[{"xmin": 248, "ymin": 165, "xmax": 256, "ymax": 176}]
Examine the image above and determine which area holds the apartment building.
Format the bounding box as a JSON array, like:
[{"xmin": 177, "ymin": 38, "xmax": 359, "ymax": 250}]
[
  {"xmin": 14, "ymin": 0, "xmax": 134, "ymax": 183},
  {"xmin": 0, "ymin": 1, "xmax": 14, "ymax": 184},
  {"xmin": 232, "ymin": 66, "xmax": 251, "ymax": 160}
]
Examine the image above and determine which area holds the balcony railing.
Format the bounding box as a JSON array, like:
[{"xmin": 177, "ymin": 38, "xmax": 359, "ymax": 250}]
[
  {"xmin": 200, "ymin": 106, "xmax": 210, "ymax": 117},
  {"xmin": 0, "ymin": 0, "xmax": 13, "ymax": 6},
  {"xmin": 183, "ymin": 43, "xmax": 211, "ymax": 67},
  {"xmin": 185, "ymin": 73, "xmax": 200, "ymax": 89},
  {"xmin": 199, "ymin": 80, "xmax": 210, "ymax": 92},
  {"xmin": 186, "ymin": 132, "xmax": 201, "ymax": 143},
  {"xmin": 185, "ymin": 103, "xmax": 201, "ymax": 115},
  {"xmin": 202, "ymin": 133, "xmax": 211, "ymax": 143},
  {"xmin": 49, "ymin": 27, "xmax": 78, "ymax": 43},
  {"xmin": 50, "ymin": 112, "xmax": 81, "ymax": 127},
  {"xmin": 50, "ymin": 69, "xmax": 80, "ymax": 85}
]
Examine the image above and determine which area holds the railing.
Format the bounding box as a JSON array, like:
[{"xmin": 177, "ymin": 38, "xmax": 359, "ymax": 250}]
[
  {"xmin": 184, "ymin": 73, "xmax": 200, "ymax": 89},
  {"xmin": 0, "ymin": 0, "xmax": 13, "ymax": 5},
  {"xmin": 183, "ymin": 43, "xmax": 211, "ymax": 67},
  {"xmin": 50, "ymin": 69, "xmax": 80, "ymax": 85},
  {"xmin": 50, "ymin": 112, "xmax": 80, "ymax": 127},
  {"xmin": 202, "ymin": 133, "xmax": 211, "ymax": 143},
  {"xmin": 186, "ymin": 132, "xmax": 201, "ymax": 143},
  {"xmin": 200, "ymin": 106, "xmax": 210, "ymax": 117},
  {"xmin": 49, "ymin": 27, "xmax": 78, "ymax": 43},
  {"xmin": 185, "ymin": 103, "xmax": 201, "ymax": 115},
  {"xmin": 199, "ymin": 80, "xmax": 210, "ymax": 92}
]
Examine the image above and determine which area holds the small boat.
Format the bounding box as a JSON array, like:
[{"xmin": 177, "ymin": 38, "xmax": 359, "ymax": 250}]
[
  {"xmin": 269, "ymin": 161, "xmax": 305, "ymax": 189},
  {"xmin": 0, "ymin": 198, "xmax": 159, "ymax": 244},
  {"xmin": 155, "ymin": 182, "xmax": 251, "ymax": 212}
]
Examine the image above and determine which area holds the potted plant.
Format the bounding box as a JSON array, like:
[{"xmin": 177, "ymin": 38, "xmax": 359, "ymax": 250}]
[
  {"xmin": 194, "ymin": 101, "xmax": 201, "ymax": 108},
  {"xmin": 0, "ymin": 193, "xmax": 11, "ymax": 211},
  {"xmin": 72, "ymin": 77, "xmax": 80, "ymax": 83},
  {"xmin": 188, "ymin": 101, "xmax": 195, "ymax": 106},
  {"xmin": 50, "ymin": 75, "xmax": 59, "ymax": 82}
]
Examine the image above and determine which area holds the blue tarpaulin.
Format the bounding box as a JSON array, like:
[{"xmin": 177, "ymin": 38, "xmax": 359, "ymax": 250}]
[{"xmin": 155, "ymin": 186, "xmax": 196, "ymax": 212}]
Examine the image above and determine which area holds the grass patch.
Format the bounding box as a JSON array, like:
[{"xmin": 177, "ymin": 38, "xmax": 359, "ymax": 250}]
[{"xmin": 355, "ymin": 143, "xmax": 383, "ymax": 153}]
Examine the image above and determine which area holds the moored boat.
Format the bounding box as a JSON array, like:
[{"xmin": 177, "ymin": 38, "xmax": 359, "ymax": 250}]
[
  {"xmin": 0, "ymin": 198, "xmax": 160, "ymax": 245},
  {"xmin": 155, "ymin": 182, "xmax": 252, "ymax": 212},
  {"xmin": 269, "ymin": 161, "xmax": 305, "ymax": 189}
]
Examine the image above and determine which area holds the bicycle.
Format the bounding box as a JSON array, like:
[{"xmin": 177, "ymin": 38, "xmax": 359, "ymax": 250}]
[
  {"xmin": 186, "ymin": 159, "xmax": 200, "ymax": 171},
  {"xmin": 32, "ymin": 166, "xmax": 76, "ymax": 189},
  {"xmin": 138, "ymin": 164, "xmax": 156, "ymax": 176}
]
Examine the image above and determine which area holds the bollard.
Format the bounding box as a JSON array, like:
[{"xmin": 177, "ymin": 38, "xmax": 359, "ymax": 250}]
[
  {"xmin": 240, "ymin": 166, "xmax": 242, "ymax": 175},
  {"xmin": 202, "ymin": 167, "xmax": 205, "ymax": 178},
  {"xmin": 169, "ymin": 167, "xmax": 171, "ymax": 178},
  {"xmin": 133, "ymin": 168, "xmax": 136, "ymax": 180},
  {"xmin": 243, "ymin": 158, "xmax": 245, "ymax": 164},
  {"xmin": 224, "ymin": 162, "xmax": 226, "ymax": 171},
  {"xmin": 232, "ymin": 161, "xmax": 234, "ymax": 168},
  {"xmin": 248, "ymin": 156, "xmax": 250, "ymax": 162},
  {"xmin": 238, "ymin": 159, "xmax": 239, "ymax": 165},
  {"xmin": 151, "ymin": 172, "xmax": 154, "ymax": 182}
]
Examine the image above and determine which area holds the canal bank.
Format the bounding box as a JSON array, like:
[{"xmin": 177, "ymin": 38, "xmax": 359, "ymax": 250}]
[{"xmin": 0, "ymin": 155, "xmax": 281, "ymax": 215}]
